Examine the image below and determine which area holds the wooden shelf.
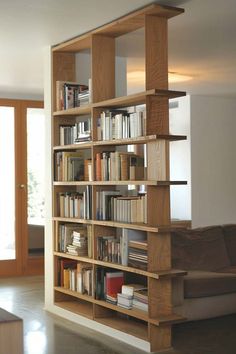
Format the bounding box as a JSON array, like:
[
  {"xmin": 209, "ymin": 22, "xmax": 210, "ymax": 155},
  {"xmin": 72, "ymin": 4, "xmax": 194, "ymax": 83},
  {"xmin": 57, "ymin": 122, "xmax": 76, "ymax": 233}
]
[
  {"xmin": 53, "ymin": 180, "xmax": 187, "ymax": 186},
  {"xmin": 93, "ymin": 89, "xmax": 186, "ymax": 109},
  {"xmin": 95, "ymin": 316, "xmax": 148, "ymax": 341},
  {"xmin": 55, "ymin": 300, "xmax": 93, "ymax": 320},
  {"xmin": 52, "ymin": 216, "xmax": 92, "ymax": 224},
  {"xmin": 52, "ymin": 3, "xmax": 183, "ymax": 52},
  {"xmin": 53, "ymin": 142, "xmax": 92, "ymax": 151},
  {"xmin": 54, "ymin": 286, "xmax": 185, "ymax": 327},
  {"xmin": 53, "ymin": 217, "xmax": 172, "ymax": 232},
  {"xmin": 53, "ymin": 134, "xmax": 187, "ymax": 151},
  {"xmin": 52, "ymin": 89, "xmax": 186, "ymax": 116},
  {"xmin": 54, "ymin": 286, "xmax": 93, "ymax": 303},
  {"xmin": 93, "ymin": 134, "xmax": 187, "ymax": 146},
  {"xmin": 54, "ymin": 252, "xmax": 187, "ymax": 280},
  {"xmin": 53, "ymin": 105, "xmax": 91, "ymax": 116}
]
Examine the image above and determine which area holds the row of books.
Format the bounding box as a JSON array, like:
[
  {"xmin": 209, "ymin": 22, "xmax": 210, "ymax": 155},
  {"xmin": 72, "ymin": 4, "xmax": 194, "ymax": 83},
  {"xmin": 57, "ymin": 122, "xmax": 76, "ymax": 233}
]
[
  {"xmin": 59, "ymin": 260, "xmax": 148, "ymax": 310},
  {"xmin": 56, "ymin": 81, "xmax": 91, "ymax": 111},
  {"xmin": 54, "ymin": 151, "xmax": 92, "ymax": 181},
  {"xmin": 58, "ymin": 187, "xmax": 92, "ymax": 219},
  {"xmin": 59, "ymin": 119, "xmax": 91, "ymax": 145},
  {"xmin": 97, "ymin": 109, "xmax": 146, "ymax": 141},
  {"xmin": 96, "ymin": 191, "xmax": 147, "ymax": 223},
  {"xmin": 59, "ymin": 259, "xmax": 93, "ymax": 295},
  {"xmin": 95, "ymin": 151, "xmax": 144, "ymax": 181},
  {"xmin": 97, "ymin": 229, "xmax": 147, "ymax": 268},
  {"xmin": 58, "ymin": 223, "xmax": 92, "ymax": 258}
]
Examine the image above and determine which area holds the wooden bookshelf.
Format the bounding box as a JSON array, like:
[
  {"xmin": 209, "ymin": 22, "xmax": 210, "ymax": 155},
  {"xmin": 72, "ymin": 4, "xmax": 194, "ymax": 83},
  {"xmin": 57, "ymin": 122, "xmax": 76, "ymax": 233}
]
[{"xmin": 51, "ymin": 3, "xmax": 186, "ymax": 352}]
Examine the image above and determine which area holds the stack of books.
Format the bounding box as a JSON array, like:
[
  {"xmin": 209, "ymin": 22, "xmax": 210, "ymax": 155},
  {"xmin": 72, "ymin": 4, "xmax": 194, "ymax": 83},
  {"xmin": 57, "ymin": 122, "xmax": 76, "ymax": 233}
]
[
  {"xmin": 132, "ymin": 289, "xmax": 148, "ymax": 312},
  {"xmin": 117, "ymin": 284, "xmax": 147, "ymax": 310},
  {"xmin": 66, "ymin": 230, "xmax": 88, "ymax": 256},
  {"xmin": 128, "ymin": 239, "xmax": 148, "ymax": 270},
  {"xmin": 78, "ymin": 89, "xmax": 90, "ymax": 106}
]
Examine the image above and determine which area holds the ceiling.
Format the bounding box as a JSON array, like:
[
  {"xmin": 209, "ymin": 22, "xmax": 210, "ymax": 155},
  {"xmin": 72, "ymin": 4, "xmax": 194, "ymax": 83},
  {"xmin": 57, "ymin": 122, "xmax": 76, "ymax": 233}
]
[{"xmin": 0, "ymin": 0, "xmax": 235, "ymax": 99}]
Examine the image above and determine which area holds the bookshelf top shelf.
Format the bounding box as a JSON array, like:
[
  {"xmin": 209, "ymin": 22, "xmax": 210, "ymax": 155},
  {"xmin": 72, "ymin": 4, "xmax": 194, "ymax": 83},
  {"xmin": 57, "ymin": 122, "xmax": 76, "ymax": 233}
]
[
  {"xmin": 52, "ymin": 4, "xmax": 184, "ymax": 53},
  {"xmin": 92, "ymin": 89, "xmax": 186, "ymax": 108}
]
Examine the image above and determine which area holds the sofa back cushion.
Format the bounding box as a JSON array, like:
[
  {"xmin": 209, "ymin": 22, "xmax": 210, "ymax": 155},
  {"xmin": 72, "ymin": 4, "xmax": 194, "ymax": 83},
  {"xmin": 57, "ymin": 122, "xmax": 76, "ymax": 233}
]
[
  {"xmin": 172, "ymin": 226, "xmax": 230, "ymax": 271},
  {"xmin": 222, "ymin": 225, "xmax": 236, "ymax": 265}
]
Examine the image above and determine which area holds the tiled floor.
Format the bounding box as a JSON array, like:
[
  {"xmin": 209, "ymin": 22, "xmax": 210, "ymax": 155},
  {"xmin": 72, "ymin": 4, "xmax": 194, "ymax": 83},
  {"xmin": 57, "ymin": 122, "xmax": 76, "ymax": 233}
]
[{"xmin": 0, "ymin": 276, "xmax": 235, "ymax": 354}]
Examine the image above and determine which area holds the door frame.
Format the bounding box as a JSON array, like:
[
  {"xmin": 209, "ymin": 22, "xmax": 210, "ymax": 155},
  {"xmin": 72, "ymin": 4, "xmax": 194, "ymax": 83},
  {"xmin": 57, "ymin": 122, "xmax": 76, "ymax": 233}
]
[
  {"xmin": 20, "ymin": 100, "xmax": 44, "ymax": 275},
  {"xmin": 0, "ymin": 99, "xmax": 44, "ymax": 276}
]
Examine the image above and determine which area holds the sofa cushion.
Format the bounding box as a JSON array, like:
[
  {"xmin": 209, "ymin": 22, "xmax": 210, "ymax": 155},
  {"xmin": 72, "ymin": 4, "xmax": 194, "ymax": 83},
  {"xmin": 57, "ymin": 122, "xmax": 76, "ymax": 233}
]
[
  {"xmin": 184, "ymin": 270, "xmax": 236, "ymax": 298},
  {"xmin": 171, "ymin": 226, "xmax": 230, "ymax": 271},
  {"xmin": 222, "ymin": 225, "xmax": 236, "ymax": 265},
  {"xmin": 218, "ymin": 266, "xmax": 236, "ymax": 274}
]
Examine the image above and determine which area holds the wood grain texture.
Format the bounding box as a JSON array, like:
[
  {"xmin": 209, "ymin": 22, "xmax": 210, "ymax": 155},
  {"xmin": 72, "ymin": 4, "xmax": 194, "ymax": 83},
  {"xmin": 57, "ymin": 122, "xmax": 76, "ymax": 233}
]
[
  {"xmin": 149, "ymin": 324, "xmax": 171, "ymax": 352},
  {"xmin": 91, "ymin": 35, "xmax": 115, "ymax": 103},
  {"xmin": 52, "ymin": 52, "xmax": 75, "ymax": 111},
  {"xmin": 145, "ymin": 15, "xmax": 168, "ymax": 90},
  {"xmin": 147, "ymin": 186, "xmax": 170, "ymax": 226},
  {"xmin": 55, "ymin": 300, "xmax": 93, "ymax": 319},
  {"xmin": 148, "ymin": 278, "xmax": 172, "ymax": 317},
  {"xmin": 146, "ymin": 96, "xmax": 169, "ymax": 135},
  {"xmin": 0, "ymin": 318, "xmax": 23, "ymax": 354},
  {"xmin": 147, "ymin": 140, "xmax": 167, "ymax": 180},
  {"xmin": 52, "ymin": 4, "xmax": 184, "ymax": 52},
  {"xmin": 147, "ymin": 232, "xmax": 171, "ymax": 271}
]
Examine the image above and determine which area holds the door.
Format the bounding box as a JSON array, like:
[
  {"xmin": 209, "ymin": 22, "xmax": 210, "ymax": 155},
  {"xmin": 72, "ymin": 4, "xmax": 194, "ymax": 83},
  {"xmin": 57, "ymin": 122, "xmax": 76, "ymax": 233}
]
[{"xmin": 0, "ymin": 99, "xmax": 44, "ymax": 276}]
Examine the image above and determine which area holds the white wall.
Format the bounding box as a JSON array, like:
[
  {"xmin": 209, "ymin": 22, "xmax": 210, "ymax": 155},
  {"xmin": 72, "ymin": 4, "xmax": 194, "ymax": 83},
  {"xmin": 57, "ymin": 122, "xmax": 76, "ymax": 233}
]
[
  {"xmin": 170, "ymin": 96, "xmax": 191, "ymax": 221},
  {"xmin": 191, "ymin": 95, "xmax": 236, "ymax": 227}
]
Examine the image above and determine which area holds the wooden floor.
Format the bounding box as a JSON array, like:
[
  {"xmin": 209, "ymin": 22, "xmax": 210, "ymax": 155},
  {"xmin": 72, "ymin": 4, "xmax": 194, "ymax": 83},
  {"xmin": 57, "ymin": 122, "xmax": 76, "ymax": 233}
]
[{"xmin": 0, "ymin": 276, "xmax": 235, "ymax": 354}]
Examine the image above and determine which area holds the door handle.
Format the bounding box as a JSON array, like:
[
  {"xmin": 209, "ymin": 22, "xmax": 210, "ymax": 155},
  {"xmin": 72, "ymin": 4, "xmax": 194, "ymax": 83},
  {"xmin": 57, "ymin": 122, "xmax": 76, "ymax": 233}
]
[{"xmin": 18, "ymin": 184, "xmax": 26, "ymax": 189}]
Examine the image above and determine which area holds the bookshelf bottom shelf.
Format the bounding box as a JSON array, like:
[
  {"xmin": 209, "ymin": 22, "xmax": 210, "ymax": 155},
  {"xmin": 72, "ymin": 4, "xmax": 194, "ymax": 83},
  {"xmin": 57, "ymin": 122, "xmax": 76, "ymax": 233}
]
[
  {"xmin": 95, "ymin": 315, "xmax": 149, "ymax": 342},
  {"xmin": 54, "ymin": 300, "xmax": 93, "ymax": 320}
]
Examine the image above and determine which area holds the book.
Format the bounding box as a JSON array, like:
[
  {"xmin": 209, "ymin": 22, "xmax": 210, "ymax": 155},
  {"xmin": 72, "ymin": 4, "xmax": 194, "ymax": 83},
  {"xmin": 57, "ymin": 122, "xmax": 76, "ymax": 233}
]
[
  {"xmin": 106, "ymin": 271, "xmax": 124, "ymax": 301},
  {"xmin": 121, "ymin": 284, "xmax": 147, "ymax": 297},
  {"xmin": 56, "ymin": 81, "xmax": 89, "ymax": 111}
]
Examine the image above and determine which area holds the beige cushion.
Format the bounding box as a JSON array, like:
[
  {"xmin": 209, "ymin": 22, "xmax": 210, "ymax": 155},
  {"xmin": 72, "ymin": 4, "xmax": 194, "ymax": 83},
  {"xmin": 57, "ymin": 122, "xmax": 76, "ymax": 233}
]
[
  {"xmin": 171, "ymin": 226, "xmax": 230, "ymax": 271},
  {"xmin": 184, "ymin": 270, "xmax": 236, "ymax": 298}
]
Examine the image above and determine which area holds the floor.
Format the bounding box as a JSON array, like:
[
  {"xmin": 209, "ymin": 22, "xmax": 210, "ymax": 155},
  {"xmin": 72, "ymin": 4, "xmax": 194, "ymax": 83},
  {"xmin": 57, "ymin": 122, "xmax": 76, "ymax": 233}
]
[{"xmin": 0, "ymin": 276, "xmax": 235, "ymax": 354}]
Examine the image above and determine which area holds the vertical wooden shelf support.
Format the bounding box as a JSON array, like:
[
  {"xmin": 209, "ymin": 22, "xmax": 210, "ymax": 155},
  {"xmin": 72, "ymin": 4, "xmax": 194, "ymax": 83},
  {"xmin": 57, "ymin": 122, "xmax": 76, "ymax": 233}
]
[{"xmin": 91, "ymin": 35, "xmax": 115, "ymax": 103}]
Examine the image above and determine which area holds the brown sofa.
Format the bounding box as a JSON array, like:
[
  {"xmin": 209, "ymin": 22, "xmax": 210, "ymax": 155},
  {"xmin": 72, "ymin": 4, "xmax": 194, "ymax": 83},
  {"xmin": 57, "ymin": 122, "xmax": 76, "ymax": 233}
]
[{"xmin": 171, "ymin": 225, "xmax": 236, "ymax": 320}]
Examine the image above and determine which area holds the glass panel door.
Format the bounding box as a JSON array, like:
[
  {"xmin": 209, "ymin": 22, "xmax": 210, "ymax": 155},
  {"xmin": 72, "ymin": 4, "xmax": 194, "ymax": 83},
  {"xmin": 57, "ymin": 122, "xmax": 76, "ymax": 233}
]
[
  {"xmin": 0, "ymin": 107, "xmax": 15, "ymax": 260},
  {"xmin": 27, "ymin": 108, "xmax": 45, "ymax": 257}
]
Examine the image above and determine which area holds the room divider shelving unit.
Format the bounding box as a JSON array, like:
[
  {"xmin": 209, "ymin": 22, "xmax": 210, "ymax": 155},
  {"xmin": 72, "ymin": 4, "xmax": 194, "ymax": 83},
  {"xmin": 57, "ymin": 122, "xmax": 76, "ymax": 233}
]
[{"xmin": 51, "ymin": 3, "xmax": 187, "ymax": 352}]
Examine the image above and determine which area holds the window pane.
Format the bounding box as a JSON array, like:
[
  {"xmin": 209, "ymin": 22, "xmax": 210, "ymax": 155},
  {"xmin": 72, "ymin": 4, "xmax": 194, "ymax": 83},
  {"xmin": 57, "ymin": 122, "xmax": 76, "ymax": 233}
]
[
  {"xmin": 27, "ymin": 108, "xmax": 45, "ymax": 226},
  {"xmin": 0, "ymin": 107, "xmax": 15, "ymax": 260}
]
